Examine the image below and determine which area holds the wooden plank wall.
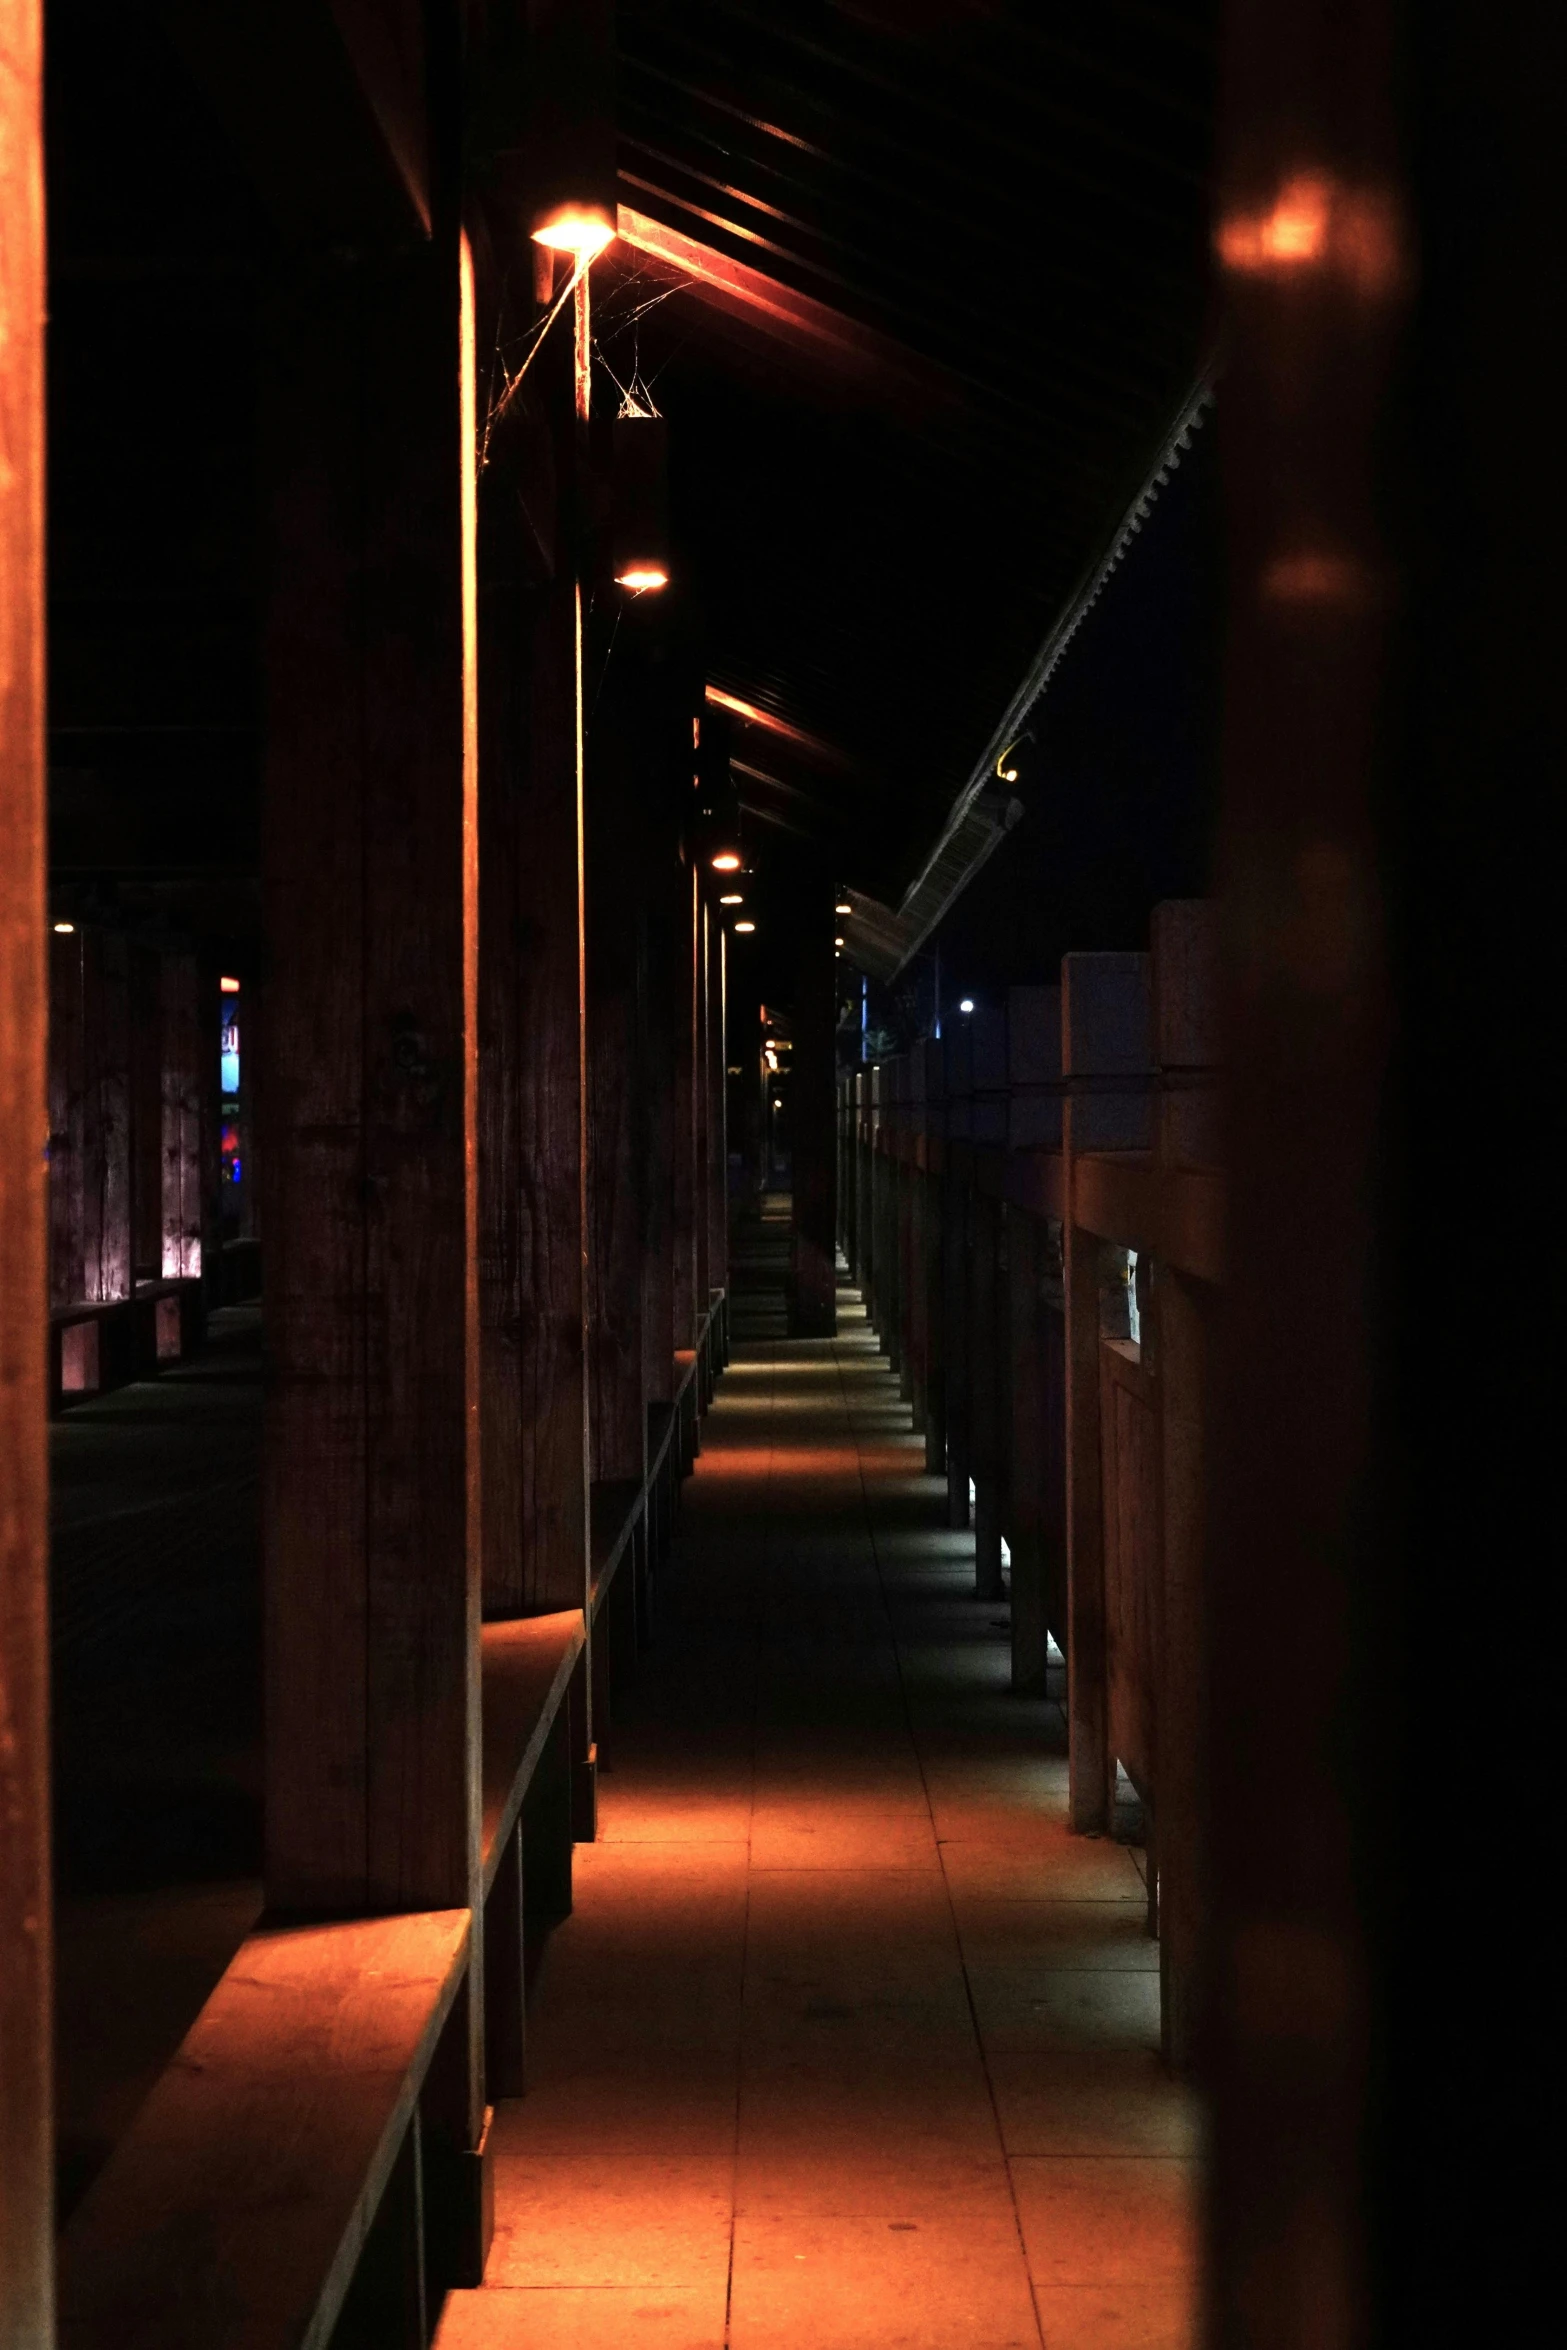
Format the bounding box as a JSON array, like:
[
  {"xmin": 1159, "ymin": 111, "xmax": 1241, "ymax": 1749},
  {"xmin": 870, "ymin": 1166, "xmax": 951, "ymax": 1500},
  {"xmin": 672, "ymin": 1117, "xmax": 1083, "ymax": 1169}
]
[{"xmin": 0, "ymin": 3, "xmax": 54, "ymax": 2338}]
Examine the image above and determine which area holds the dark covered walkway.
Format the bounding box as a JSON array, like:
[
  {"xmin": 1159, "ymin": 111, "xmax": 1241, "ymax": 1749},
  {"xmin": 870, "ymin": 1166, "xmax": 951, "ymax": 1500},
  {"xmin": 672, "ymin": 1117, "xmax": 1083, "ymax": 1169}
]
[{"xmin": 439, "ymin": 1256, "xmax": 1192, "ymax": 2350}]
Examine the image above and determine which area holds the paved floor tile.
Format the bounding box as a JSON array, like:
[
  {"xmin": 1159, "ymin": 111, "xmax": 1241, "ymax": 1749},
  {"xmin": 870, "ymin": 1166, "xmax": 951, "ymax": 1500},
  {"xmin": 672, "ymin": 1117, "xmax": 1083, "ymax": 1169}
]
[{"xmin": 457, "ymin": 1265, "xmax": 1196, "ymax": 2347}]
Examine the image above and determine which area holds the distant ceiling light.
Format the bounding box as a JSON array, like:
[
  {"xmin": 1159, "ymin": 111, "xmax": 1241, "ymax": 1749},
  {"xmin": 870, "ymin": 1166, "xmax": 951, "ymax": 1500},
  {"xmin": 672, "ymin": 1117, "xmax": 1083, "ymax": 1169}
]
[
  {"xmin": 959, "ymin": 998, "xmax": 975, "ymax": 1014},
  {"xmin": 734, "ymin": 919, "xmax": 756, "ymax": 934},
  {"xmin": 52, "ymin": 920, "xmax": 75, "ymax": 935},
  {"xmin": 530, "ymin": 206, "xmax": 615, "ymax": 262},
  {"xmin": 836, "ymin": 901, "xmax": 852, "ymax": 915},
  {"xmin": 834, "ymin": 937, "xmax": 845, "ymax": 950},
  {"xmin": 615, "ymin": 566, "xmax": 667, "ymax": 591},
  {"xmin": 719, "ymin": 892, "xmax": 744, "ymax": 906},
  {"xmin": 220, "ymin": 976, "xmax": 241, "ymax": 993},
  {"xmin": 711, "ymin": 851, "xmax": 742, "ymax": 873}
]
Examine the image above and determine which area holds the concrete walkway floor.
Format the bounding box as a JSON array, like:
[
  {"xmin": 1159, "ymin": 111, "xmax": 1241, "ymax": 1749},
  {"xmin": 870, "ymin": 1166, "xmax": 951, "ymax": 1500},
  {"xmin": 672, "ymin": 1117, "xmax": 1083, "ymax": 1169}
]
[{"xmin": 438, "ymin": 1279, "xmax": 1197, "ymax": 2350}]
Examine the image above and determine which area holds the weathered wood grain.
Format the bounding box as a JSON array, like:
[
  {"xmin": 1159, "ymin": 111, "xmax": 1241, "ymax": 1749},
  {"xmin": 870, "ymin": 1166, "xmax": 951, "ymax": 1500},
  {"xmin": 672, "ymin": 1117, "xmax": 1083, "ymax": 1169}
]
[{"xmin": 0, "ymin": 12, "xmax": 53, "ymax": 2333}]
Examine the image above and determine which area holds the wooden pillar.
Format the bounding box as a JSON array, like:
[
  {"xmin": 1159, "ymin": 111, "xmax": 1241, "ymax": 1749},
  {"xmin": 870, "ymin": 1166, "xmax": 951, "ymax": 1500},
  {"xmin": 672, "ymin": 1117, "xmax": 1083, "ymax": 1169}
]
[
  {"xmin": 477, "ymin": 492, "xmax": 528, "ymax": 1615},
  {"xmin": 853, "ymin": 1069, "xmax": 871, "ymax": 1295},
  {"xmin": 1062, "ymin": 952, "xmax": 1151, "ymax": 1835},
  {"xmin": 917, "ymin": 1042, "xmax": 947, "ymax": 1476},
  {"xmin": 159, "ymin": 952, "xmax": 204, "ymax": 1282},
  {"xmin": 1147, "ymin": 900, "xmax": 1218, "ymax": 2074},
  {"xmin": 693, "ymin": 899, "xmax": 711, "ymax": 1338},
  {"xmin": 0, "ymin": 5, "xmax": 54, "ymax": 2330},
  {"xmin": 1006, "ymin": 986, "xmax": 1064, "ymax": 1692},
  {"xmin": 671, "ymin": 860, "xmax": 698, "ymax": 1349},
  {"xmin": 705, "ymin": 908, "xmax": 727, "ymax": 1312},
  {"xmin": 128, "ymin": 946, "xmax": 163, "ymax": 1284},
  {"xmin": 641, "ymin": 845, "xmax": 678, "ymax": 1414},
  {"xmin": 969, "ymin": 1008, "xmax": 1009, "ymax": 1595},
  {"xmin": 969, "ymin": 1184, "xmax": 1004, "ymax": 1599},
  {"xmin": 789, "ymin": 912, "xmax": 837, "ymax": 1336},
  {"xmin": 587, "ymin": 660, "xmax": 648, "ymax": 1491},
  {"xmin": 505, "ymin": 484, "xmax": 590, "ymax": 1618},
  {"xmin": 260, "ymin": 223, "xmax": 482, "ymax": 1971}
]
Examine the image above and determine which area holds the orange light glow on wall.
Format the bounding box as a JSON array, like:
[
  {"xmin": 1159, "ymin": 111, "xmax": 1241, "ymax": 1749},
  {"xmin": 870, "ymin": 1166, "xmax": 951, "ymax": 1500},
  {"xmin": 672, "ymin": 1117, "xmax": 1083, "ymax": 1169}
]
[
  {"xmin": 1218, "ymin": 172, "xmax": 1401, "ymax": 297},
  {"xmin": 711, "ymin": 851, "xmax": 742, "ymax": 872},
  {"xmin": 531, "ymin": 207, "xmax": 615, "ymax": 262}
]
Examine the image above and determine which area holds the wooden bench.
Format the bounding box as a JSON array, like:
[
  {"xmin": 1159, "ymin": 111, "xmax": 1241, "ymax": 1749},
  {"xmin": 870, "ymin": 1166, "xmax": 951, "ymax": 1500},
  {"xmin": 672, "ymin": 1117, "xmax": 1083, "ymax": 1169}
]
[
  {"xmin": 50, "ymin": 1277, "xmax": 203, "ymax": 1413},
  {"xmin": 57, "ymin": 1289, "xmax": 730, "ymax": 2350}
]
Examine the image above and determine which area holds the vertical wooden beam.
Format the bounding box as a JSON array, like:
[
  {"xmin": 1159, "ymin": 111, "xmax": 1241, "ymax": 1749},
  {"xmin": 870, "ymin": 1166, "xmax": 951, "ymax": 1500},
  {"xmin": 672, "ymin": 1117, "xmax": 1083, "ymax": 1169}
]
[
  {"xmin": 641, "ymin": 836, "xmax": 679, "ymax": 1409},
  {"xmin": 0, "ymin": 0, "xmax": 53, "ymax": 2328},
  {"xmin": 128, "ymin": 946, "xmax": 162, "ymax": 1284},
  {"xmin": 1006, "ymin": 986, "xmax": 1064, "ymax": 1692},
  {"xmin": 789, "ymin": 910, "xmax": 837, "ymax": 1336},
  {"xmin": 160, "ymin": 953, "xmax": 203, "ymax": 1281},
  {"xmin": 477, "ymin": 494, "xmax": 528, "ymax": 1616},
  {"xmin": 705, "ymin": 907, "xmax": 727, "ymax": 1314},
  {"xmin": 671, "ymin": 859, "xmax": 698, "ymax": 1349},
  {"xmin": 1062, "ymin": 952, "xmax": 1151, "ymax": 1836},
  {"xmin": 916, "ymin": 1043, "xmax": 946, "ymax": 1475},
  {"xmin": 587, "ymin": 655, "xmax": 649, "ymax": 1488},
  {"xmin": 261, "ymin": 233, "xmax": 481, "ymax": 1932},
  {"xmin": 508, "ymin": 446, "xmax": 589, "ymax": 1618}
]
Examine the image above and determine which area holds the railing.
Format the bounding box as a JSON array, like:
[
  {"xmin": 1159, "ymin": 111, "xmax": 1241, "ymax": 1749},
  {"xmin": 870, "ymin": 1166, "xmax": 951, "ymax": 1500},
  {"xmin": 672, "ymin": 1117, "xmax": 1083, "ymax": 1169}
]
[{"xmin": 839, "ymin": 899, "xmax": 1217, "ymax": 2069}]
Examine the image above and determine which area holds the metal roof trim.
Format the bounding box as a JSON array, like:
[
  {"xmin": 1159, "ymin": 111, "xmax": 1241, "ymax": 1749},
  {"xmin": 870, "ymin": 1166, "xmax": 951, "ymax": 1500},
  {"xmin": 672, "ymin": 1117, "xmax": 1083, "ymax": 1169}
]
[{"xmin": 884, "ymin": 376, "xmax": 1216, "ymax": 977}]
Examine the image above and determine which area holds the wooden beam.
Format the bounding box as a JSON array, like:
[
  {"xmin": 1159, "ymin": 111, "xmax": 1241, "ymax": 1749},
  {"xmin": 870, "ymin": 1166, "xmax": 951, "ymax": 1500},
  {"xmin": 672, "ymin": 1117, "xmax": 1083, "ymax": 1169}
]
[
  {"xmin": 789, "ymin": 913, "xmax": 837, "ymax": 1336},
  {"xmin": 0, "ymin": 2, "xmax": 53, "ymax": 2333},
  {"xmin": 260, "ymin": 233, "xmax": 481, "ymax": 1950}
]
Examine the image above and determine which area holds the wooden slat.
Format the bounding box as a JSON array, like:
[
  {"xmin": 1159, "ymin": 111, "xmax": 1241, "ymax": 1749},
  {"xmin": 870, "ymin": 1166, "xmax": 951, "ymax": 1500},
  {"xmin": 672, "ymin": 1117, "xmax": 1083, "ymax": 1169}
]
[
  {"xmin": 589, "ymin": 1479, "xmax": 643, "ymax": 1617},
  {"xmin": 1100, "ymin": 1339, "xmax": 1159, "ymax": 1797},
  {"xmin": 0, "ymin": 10, "xmax": 53, "ymax": 2335},
  {"xmin": 480, "ymin": 1612, "xmax": 585, "ymax": 1889},
  {"xmin": 58, "ymin": 1912, "xmax": 471, "ymax": 2350}
]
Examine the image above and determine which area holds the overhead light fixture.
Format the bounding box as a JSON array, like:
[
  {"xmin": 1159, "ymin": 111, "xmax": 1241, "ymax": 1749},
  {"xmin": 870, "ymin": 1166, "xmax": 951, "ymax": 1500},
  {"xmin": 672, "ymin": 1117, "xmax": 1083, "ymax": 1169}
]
[
  {"xmin": 836, "ymin": 901, "xmax": 852, "ymax": 916},
  {"xmin": 530, "ymin": 206, "xmax": 615, "ymax": 262},
  {"xmin": 959, "ymin": 998, "xmax": 975, "ymax": 1014},
  {"xmin": 719, "ymin": 892, "xmax": 744, "ymax": 907},
  {"xmin": 52, "ymin": 920, "xmax": 75, "ymax": 935},
  {"xmin": 523, "ymin": 2, "xmax": 617, "ymax": 270},
  {"xmin": 711, "ymin": 851, "xmax": 742, "ymax": 873},
  {"xmin": 734, "ymin": 919, "xmax": 756, "ymax": 935},
  {"xmin": 834, "ymin": 937, "xmax": 845, "ymax": 949},
  {"xmin": 220, "ymin": 976, "xmax": 241, "ymax": 994},
  {"xmin": 611, "ymin": 412, "xmax": 670, "ymax": 592}
]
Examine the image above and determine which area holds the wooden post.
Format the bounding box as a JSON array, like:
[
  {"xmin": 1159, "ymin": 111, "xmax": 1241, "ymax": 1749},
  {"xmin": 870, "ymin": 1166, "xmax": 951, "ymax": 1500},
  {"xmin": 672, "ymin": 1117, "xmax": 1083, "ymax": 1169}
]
[
  {"xmin": 586, "ymin": 656, "xmax": 649, "ymax": 1493},
  {"xmin": 853, "ymin": 1068, "xmax": 871, "ymax": 1295},
  {"xmin": 641, "ymin": 820, "xmax": 679, "ymax": 1421},
  {"xmin": 969, "ymin": 1008, "xmax": 1009, "ymax": 1597},
  {"xmin": 671, "ymin": 860, "xmax": 698, "ymax": 1349},
  {"xmin": 128, "ymin": 947, "xmax": 163, "ymax": 1285},
  {"xmin": 160, "ymin": 953, "xmax": 204, "ymax": 1282},
  {"xmin": 1006, "ymin": 986, "xmax": 1064, "ymax": 1693},
  {"xmin": 1, "ymin": 6, "xmax": 54, "ymax": 2331},
  {"xmin": 789, "ymin": 911, "xmax": 837, "ymax": 1336},
  {"xmin": 941, "ymin": 1026, "xmax": 973, "ymax": 1529},
  {"xmin": 706, "ymin": 908, "xmax": 728, "ymax": 1321},
  {"xmin": 1148, "ymin": 900, "xmax": 1218, "ymax": 2073},
  {"xmin": 693, "ymin": 899, "xmax": 711, "ymax": 1342},
  {"xmin": 917, "ymin": 1041, "xmax": 947, "ymax": 1477},
  {"xmin": 260, "ymin": 225, "xmax": 482, "ymax": 1965},
  {"xmin": 504, "ymin": 440, "xmax": 590, "ymax": 1620},
  {"xmin": 477, "ymin": 488, "xmax": 529, "ymax": 1616},
  {"xmin": 1062, "ymin": 952, "xmax": 1151, "ymax": 1835}
]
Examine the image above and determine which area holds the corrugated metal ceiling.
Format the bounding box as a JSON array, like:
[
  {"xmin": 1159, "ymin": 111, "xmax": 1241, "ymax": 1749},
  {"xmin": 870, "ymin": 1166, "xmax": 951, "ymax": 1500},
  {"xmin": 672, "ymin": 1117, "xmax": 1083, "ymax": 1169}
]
[{"xmin": 594, "ymin": 0, "xmax": 1217, "ymax": 901}]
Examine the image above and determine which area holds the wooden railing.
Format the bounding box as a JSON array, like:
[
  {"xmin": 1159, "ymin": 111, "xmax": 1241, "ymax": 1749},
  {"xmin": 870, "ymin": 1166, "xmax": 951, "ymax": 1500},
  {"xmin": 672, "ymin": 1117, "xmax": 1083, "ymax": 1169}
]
[{"xmin": 840, "ymin": 900, "xmax": 1217, "ymax": 2067}]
